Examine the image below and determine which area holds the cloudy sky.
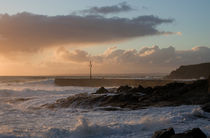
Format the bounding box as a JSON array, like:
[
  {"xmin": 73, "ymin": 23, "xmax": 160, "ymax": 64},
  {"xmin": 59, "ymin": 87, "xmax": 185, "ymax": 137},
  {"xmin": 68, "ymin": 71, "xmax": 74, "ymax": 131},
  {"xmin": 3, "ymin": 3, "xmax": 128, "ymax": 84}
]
[{"xmin": 0, "ymin": 0, "xmax": 209, "ymax": 75}]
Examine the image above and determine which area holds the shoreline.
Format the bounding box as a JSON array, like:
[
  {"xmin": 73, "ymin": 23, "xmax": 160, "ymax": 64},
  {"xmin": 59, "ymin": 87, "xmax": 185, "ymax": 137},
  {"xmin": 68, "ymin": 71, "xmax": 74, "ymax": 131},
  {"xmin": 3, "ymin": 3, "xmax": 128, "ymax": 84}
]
[{"xmin": 46, "ymin": 79, "xmax": 209, "ymax": 110}]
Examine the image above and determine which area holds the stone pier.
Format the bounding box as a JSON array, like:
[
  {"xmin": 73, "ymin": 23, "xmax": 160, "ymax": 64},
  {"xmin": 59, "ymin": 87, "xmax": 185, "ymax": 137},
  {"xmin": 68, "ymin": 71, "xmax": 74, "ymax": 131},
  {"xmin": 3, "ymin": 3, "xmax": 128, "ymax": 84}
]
[{"xmin": 54, "ymin": 78, "xmax": 174, "ymax": 87}]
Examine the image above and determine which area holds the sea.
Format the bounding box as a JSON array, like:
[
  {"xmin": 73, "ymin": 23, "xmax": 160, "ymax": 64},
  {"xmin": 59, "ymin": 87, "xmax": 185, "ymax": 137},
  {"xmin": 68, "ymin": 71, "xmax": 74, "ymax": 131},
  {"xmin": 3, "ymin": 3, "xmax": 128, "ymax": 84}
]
[{"xmin": 0, "ymin": 76, "xmax": 209, "ymax": 138}]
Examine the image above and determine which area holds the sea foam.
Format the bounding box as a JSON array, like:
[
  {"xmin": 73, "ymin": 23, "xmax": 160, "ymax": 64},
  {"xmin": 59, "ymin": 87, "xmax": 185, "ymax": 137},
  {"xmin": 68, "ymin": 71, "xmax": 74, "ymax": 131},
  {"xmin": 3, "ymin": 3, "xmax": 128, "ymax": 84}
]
[{"xmin": 0, "ymin": 77, "xmax": 209, "ymax": 137}]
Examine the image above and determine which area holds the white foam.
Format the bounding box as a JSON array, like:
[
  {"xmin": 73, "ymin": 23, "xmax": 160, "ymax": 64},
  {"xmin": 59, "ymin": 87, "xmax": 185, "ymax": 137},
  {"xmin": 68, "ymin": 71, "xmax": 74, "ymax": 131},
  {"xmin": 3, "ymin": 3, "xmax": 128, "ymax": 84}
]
[
  {"xmin": 42, "ymin": 106, "xmax": 210, "ymax": 138},
  {"xmin": 0, "ymin": 79, "xmax": 209, "ymax": 138}
]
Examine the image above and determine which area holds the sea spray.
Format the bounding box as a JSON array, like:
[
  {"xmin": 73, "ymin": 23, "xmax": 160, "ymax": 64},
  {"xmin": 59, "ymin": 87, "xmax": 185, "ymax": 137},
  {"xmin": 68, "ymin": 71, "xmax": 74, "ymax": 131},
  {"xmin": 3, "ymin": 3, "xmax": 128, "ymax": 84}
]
[{"xmin": 0, "ymin": 77, "xmax": 209, "ymax": 137}]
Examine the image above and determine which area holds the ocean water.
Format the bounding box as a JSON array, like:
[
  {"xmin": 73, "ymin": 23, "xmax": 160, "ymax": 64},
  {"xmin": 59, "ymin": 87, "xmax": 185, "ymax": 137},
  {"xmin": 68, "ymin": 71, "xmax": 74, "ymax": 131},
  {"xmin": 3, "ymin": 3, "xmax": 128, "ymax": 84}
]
[{"xmin": 0, "ymin": 77, "xmax": 209, "ymax": 138}]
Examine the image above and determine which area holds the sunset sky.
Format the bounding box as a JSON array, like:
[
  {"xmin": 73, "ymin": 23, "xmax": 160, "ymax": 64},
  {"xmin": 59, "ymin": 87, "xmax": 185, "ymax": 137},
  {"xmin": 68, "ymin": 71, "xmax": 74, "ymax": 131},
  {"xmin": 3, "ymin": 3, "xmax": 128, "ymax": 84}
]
[{"xmin": 0, "ymin": 0, "xmax": 209, "ymax": 75}]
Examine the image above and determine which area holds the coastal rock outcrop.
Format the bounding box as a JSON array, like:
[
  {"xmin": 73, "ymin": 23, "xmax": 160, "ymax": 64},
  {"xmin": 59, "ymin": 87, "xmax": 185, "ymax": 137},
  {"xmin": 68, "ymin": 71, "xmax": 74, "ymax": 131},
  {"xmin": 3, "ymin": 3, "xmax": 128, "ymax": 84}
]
[
  {"xmin": 116, "ymin": 85, "xmax": 132, "ymax": 93},
  {"xmin": 152, "ymin": 127, "xmax": 175, "ymax": 138},
  {"xmin": 94, "ymin": 87, "xmax": 109, "ymax": 94},
  {"xmin": 42, "ymin": 79, "xmax": 209, "ymax": 110},
  {"xmin": 153, "ymin": 128, "xmax": 207, "ymax": 138},
  {"xmin": 167, "ymin": 62, "xmax": 210, "ymax": 79},
  {"xmin": 201, "ymin": 103, "xmax": 210, "ymax": 113}
]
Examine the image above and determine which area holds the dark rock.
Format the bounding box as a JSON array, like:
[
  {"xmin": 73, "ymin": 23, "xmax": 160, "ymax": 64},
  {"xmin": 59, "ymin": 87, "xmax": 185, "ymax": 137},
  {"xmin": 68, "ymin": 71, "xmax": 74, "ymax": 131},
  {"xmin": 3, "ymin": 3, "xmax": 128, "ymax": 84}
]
[
  {"xmin": 94, "ymin": 87, "xmax": 109, "ymax": 94},
  {"xmin": 171, "ymin": 128, "xmax": 207, "ymax": 138},
  {"xmin": 122, "ymin": 93, "xmax": 139, "ymax": 102},
  {"xmin": 136, "ymin": 85, "xmax": 145, "ymax": 91},
  {"xmin": 152, "ymin": 127, "xmax": 175, "ymax": 138},
  {"xmin": 108, "ymin": 88, "xmax": 117, "ymax": 93},
  {"xmin": 43, "ymin": 79, "xmax": 209, "ymax": 110},
  {"xmin": 201, "ymin": 102, "xmax": 210, "ymax": 113},
  {"xmin": 153, "ymin": 128, "xmax": 207, "ymax": 138},
  {"xmin": 165, "ymin": 82, "xmax": 186, "ymax": 88},
  {"xmin": 142, "ymin": 87, "xmax": 153, "ymax": 94},
  {"xmin": 117, "ymin": 85, "xmax": 132, "ymax": 93},
  {"xmin": 96, "ymin": 107, "xmax": 122, "ymax": 111}
]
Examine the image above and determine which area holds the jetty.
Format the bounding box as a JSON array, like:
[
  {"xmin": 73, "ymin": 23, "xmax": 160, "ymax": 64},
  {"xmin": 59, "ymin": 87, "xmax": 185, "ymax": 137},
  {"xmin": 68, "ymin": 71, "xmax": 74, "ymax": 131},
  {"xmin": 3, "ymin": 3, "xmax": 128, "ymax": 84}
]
[{"xmin": 54, "ymin": 78, "xmax": 173, "ymax": 87}]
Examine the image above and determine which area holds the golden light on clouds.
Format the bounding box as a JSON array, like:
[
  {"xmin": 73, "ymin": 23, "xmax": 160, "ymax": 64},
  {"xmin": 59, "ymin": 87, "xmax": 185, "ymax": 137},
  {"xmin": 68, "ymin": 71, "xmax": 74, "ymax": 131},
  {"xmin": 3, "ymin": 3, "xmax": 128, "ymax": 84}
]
[{"xmin": 0, "ymin": 12, "xmax": 208, "ymax": 75}]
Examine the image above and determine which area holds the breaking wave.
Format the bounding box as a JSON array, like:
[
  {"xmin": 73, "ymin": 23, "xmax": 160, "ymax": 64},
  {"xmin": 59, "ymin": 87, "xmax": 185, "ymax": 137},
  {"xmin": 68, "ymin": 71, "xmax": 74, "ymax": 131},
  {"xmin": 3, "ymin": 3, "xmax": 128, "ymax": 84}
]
[
  {"xmin": 0, "ymin": 105, "xmax": 209, "ymax": 138},
  {"xmin": 44, "ymin": 116, "xmax": 167, "ymax": 138},
  {"xmin": 0, "ymin": 77, "xmax": 209, "ymax": 137},
  {"xmin": 44, "ymin": 107, "xmax": 210, "ymax": 138}
]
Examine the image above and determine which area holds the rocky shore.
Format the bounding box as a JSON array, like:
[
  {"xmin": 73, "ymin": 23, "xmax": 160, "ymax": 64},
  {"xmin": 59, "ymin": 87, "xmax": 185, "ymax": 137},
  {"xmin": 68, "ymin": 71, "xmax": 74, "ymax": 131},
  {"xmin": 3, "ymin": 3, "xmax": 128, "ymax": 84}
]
[
  {"xmin": 43, "ymin": 79, "xmax": 210, "ymax": 110},
  {"xmin": 152, "ymin": 127, "xmax": 207, "ymax": 138}
]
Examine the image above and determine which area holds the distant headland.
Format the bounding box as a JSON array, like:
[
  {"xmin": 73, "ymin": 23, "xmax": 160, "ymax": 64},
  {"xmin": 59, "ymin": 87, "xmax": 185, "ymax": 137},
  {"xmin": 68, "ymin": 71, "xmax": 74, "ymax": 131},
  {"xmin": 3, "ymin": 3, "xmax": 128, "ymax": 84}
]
[{"xmin": 167, "ymin": 62, "xmax": 210, "ymax": 79}]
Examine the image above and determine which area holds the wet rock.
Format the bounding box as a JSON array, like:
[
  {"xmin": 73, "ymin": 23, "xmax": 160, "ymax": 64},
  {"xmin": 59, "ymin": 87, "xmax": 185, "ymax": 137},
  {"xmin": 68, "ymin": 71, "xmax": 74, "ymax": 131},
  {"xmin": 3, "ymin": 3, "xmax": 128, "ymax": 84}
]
[
  {"xmin": 108, "ymin": 88, "xmax": 117, "ymax": 93},
  {"xmin": 94, "ymin": 87, "xmax": 109, "ymax": 94},
  {"xmin": 201, "ymin": 102, "xmax": 210, "ymax": 113},
  {"xmin": 141, "ymin": 87, "xmax": 153, "ymax": 94},
  {"xmin": 171, "ymin": 128, "xmax": 207, "ymax": 138},
  {"xmin": 153, "ymin": 128, "xmax": 207, "ymax": 138},
  {"xmin": 137, "ymin": 85, "xmax": 144, "ymax": 90},
  {"xmin": 131, "ymin": 85, "xmax": 145, "ymax": 92},
  {"xmin": 95, "ymin": 107, "xmax": 123, "ymax": 111},
  {"xmin": 152, "ymin": 127, "xmax": 175, "ymax": 138},
  {"xmin": 117, "ymin": 85, "xmax": 132, "ymax": 93},
  {"xmin": 118, "ymin": 93, "xmax": 139, "ymax": 102},
  {"xmin": 43, "ymin": 79, "xmax": 209, "ymax": 110}
]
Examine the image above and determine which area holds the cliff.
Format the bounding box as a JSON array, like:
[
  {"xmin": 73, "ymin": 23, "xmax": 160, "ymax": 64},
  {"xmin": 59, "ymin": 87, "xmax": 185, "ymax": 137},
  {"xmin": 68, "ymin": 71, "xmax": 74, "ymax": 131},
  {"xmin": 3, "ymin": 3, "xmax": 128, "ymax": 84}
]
[{"xmin": 167, "ymin": 63, "xmax": 210, "ymax": 79}]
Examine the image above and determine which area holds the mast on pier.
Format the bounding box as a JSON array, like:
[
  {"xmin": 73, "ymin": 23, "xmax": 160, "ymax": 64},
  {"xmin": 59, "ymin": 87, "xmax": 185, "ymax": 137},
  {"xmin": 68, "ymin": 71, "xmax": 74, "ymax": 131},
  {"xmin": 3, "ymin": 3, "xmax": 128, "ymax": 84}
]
[{"xmin": 89, "ymin": 60, "xmax": 92, "ymax": 79}]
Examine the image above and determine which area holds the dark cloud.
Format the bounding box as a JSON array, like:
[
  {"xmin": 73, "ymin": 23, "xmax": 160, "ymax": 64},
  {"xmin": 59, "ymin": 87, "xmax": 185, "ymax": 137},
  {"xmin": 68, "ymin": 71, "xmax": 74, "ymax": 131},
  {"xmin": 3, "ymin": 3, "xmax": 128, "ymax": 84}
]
[
  {"xmin": 57, "ymin": 46, "xmax": 210, "ymax": 72},
  {"xmin": 0, "ymin": 12, "xmax": 173, "ymax": 54},
  {"xmin": 80, "ymin": 2, "xmax": 133, "ymax": 15}
]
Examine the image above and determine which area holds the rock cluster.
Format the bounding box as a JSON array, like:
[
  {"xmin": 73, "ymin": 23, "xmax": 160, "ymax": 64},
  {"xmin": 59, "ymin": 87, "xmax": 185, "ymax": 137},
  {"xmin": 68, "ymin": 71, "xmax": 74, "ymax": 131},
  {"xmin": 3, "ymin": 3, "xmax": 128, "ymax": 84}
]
[
  {"xmin": 201, "ymin": 102, "xmax": 210, "ymax": 113},
  {"xmin": 42, "ymin": 79, "xmax": 210, "ymax": 110},
  {"xmin": 94, "ymin": 87, "xmax": 109, "ymax": 94},
  {"xmin": 152, "ymin": 128, "xmax": 207, "ymax": 138},
  {"xmin": 152, "ymin": 127, "xmax": 175, "ymax": 138}
]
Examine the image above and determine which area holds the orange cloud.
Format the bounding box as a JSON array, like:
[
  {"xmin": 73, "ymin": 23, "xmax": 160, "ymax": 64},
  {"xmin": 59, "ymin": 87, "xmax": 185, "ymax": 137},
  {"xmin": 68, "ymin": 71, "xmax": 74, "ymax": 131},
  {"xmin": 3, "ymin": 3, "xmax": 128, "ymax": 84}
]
[
  {"xmin": 56, "ymin": 46, "xmax": 210, "ymax": 73},
  {"xmin": 0, "ymin": 45, "xmax": 209, "ymax": 75}
]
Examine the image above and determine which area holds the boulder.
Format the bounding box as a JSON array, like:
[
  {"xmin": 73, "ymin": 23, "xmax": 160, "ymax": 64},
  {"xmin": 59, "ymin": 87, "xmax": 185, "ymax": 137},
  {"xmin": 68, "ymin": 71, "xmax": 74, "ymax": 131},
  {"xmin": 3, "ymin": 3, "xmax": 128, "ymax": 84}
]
[
  {"xmin": 117, "ymin": 85, "xmax": 132, "ymax": 93},
  {"xmin": 171, "ymin": 128, "xmax": 207, "ymax": 138},
  {"xmin": 128, "ymin": 85, "xmax": 145, "ymax": 93},
  {"xmin": 141, "ymin": 87, "xmax": 153, "ymax": 94},
  {"xmin": 201, "ymin": 102, "xmax": 210, "ymax": 113},
  {"xmin": 152, "ymin": 127, "xmax": 175, "ymax": 138},
  {"xmin": 136, "ymin": 85, "xmax": 145, "ymax": 91},
  {"xmin": 94, "ymin": 87, "xmax": 109, "ymax": 94},
  {"xmin": 153, "ymin": 128, "xmax": 207, "ymax": 138}
]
